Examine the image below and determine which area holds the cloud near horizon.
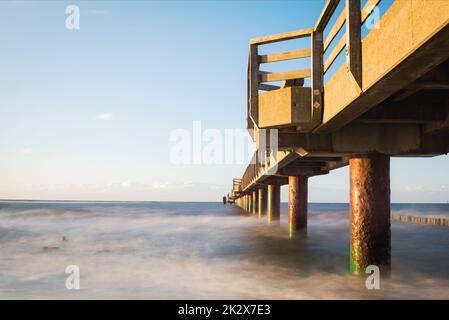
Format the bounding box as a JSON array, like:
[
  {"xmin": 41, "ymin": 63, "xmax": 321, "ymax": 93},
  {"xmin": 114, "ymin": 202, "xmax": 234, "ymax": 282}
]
[{"xmin": 95, "ymin": 113, "xmax": 113, "ymax": 121}]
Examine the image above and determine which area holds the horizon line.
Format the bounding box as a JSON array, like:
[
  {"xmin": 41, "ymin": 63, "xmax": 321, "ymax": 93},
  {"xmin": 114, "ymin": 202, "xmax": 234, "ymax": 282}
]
[{"xmin": 0, "ymin": 198, "xmax": 448, "ymax": 205}]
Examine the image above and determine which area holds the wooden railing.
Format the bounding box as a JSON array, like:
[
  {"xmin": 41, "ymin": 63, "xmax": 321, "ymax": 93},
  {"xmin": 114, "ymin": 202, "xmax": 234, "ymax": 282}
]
[
  {"xmin": 247, "ymin": 0, "xmax": 384, "ymax": 133},
  {"xmin": 247, "ymin": 28, "xmax": 314, "ymax": 130},
  {"xmin": 242, "ymin": 0, "xmax": 385, "ymax": 191}
]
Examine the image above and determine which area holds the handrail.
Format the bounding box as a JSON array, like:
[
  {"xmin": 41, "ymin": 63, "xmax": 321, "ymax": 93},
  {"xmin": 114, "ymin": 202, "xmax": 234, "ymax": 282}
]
[
  {"xmin": 246, "ymin": 0, "xmax": 384, "ymax": 138},
  {"xmin": 323, "ymin": 0, "xmax": 382, "ymax": 73},
  {"xmin": 315, "ymin": 0, "xmax": 341, "ymax": 32},
  {"xmin": 324, "ymin": 7, "xmax": 346, "ymax": 52},
  {"xmin": 324, "ymin": 35, "xmax": 346, "ymax": 73},
  {"xmin": 250, "ymin": 28, "xmax": 313, "ymax": 45}
]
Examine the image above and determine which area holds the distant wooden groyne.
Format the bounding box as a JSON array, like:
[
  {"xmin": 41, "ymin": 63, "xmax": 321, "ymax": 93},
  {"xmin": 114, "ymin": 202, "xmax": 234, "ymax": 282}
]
[{"xmin": 392, "ymin": 214, "xmax": 449, "ymax": 227}]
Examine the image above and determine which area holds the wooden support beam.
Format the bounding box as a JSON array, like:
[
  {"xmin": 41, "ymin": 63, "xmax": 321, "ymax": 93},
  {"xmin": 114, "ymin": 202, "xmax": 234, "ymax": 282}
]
[
  {"xmin": 357, "ymin": 99, "xmax": 448, "ymax": 124},
  {"xmin": 259, "ymin": 69, "xmax": 311, "ymax": 82},
  {"xmin": 289, "ymin": 161, "xmax": 327, "ymax": 167},
  {"xmin": 281, "ymin": 167, "xmax": 328, "ymax": 176},
  {"xmin": 394, "ymin": 82, "xmax": 449, "ymax": 101},
  {"xmin": 345, "ymin": 0, "xmax": 362, "ymax": 90},
  {"xmin": 250, "ymin": 28, "xmax": 313, "ymax": 45},
  {"xmin": 259, "ymin": 49, "xmax": 311, "ymax": 63},
  {"xmin": 425, "ymin": 98, "xmax": 449, "ymax": 134},
  {"xmin": 296, "ymin": 156, "xmax": 343, "ymax": 162}
]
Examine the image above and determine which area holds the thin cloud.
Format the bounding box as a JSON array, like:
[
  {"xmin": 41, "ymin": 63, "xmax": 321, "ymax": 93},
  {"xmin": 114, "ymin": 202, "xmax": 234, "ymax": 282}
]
[
  {"xmin": 87, "ymin": 9, "xmax": 110, "ymax": 17},
  {"xmin": 95, "ymin": 113, "xmax": 113, "ymax": 121},
  {"xmin": 21, "ymin": 148, "xmax": 33, "ymax": 155}
]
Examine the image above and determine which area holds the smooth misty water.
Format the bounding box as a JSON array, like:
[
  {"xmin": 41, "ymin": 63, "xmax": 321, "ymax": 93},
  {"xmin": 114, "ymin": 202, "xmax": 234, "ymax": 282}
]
[{"xmin": 0, "ymin": 201, "xmax": 448, "ymax": 299}]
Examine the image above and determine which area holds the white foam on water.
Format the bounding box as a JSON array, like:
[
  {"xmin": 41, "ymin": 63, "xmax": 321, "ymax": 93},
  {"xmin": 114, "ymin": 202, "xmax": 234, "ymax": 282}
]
[{"xmin": 0, "ymin": 202, "xmax": 448, "ymax": 299}]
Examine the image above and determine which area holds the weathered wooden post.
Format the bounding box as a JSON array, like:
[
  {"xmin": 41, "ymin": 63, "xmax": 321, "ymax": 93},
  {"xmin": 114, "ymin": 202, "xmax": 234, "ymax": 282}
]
[
  {"xmin": 258, "ymin": 187, "xmax": 267, "ymax": 217},
  {"xmin": 252, "ymin": 190, "xmax": 258, "ymax": 215},
  {"xmin": 349, "ymin": 154, "xmax": 391, "ymax": 275},
  {"xmin": 267, "ymin": 184, "xmax": 281, "ymax": 222},
  {"xmin": 288, "ymin": 175, "xmax": 308, "ymax": 237},
  {"xmin": 248, "ymin": 192, "xmax": 253, "ymax": 213}
]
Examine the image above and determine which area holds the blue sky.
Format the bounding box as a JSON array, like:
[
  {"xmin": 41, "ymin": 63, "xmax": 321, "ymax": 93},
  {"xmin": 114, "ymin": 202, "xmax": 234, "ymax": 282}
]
[{"xmin": 0, "ymin": 0, "xmax": 448, "ymax": 202}]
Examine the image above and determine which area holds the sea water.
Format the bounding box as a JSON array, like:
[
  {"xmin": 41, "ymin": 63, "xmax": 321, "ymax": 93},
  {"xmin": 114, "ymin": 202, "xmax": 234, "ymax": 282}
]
[{"xmin": 0, "ymin": 201, "xmax": 448, "ymax": 299}]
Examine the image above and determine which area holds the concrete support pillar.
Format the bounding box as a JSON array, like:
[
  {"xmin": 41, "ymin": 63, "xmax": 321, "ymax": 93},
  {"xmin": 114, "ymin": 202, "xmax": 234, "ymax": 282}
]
[
  {"xmin": 252, "ymin": 191, "xmax": 258, "ymax": 215},
  {"xmin": 267, "ymin": 184, "xmax": 280, "ymax": 223},
  {"xmin": 258, "ymin": 187, "xmax": 267, "ymax": 217},
  {"xmin": 248, "ymin": 192, "xmax": 253, "ymax": 213},
  {"xmin": 349, "ymin": 154, "xmax": 391, "ymax": 275},
  {"xmin": 288, "ymin": 175, "xmax": 308, "ymax": 236}
]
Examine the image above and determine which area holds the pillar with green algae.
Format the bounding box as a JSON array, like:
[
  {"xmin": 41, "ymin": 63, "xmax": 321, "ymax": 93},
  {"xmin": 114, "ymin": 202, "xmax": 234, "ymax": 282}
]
[{"xmin": 349, "ymin": 154, "xmax": 391, "ymax": 275}]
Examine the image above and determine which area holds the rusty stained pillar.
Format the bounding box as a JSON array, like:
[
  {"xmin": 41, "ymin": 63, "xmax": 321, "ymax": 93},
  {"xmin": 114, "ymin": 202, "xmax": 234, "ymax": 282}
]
[
  {"xmin": 350, "ymin": 154, "xmax": 391, "ymax": 275},
  {"xmin": 258, "ymin": 187, "xmax": 267, "ymax": 218},
  {"xmin": 252, "ymin": 190, "xmax": 258, "ymax": 215},
  {"xmin": 288, "ymin": 175, "xmax": 308, "ymax": 237},
  {"xmin": 267, "ymin": 184, "xmax": 280, "ymax": 223}
]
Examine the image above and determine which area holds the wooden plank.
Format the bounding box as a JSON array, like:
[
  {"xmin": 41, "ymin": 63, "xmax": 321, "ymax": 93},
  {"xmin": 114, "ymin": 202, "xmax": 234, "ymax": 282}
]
[
  {"xmin": 315, "ymin": 0, "xmax": 341, "ymax": 31},
  {"xmin": 259, "ymin": 48, "xmax": 311, "ymax": 63},
  {"xmin": 250, "ymin": 28, "xmax": 313, "ymax": 45},
  {"xmin": 324, "ymin": 8, "xmax": 346, "ymax": 52},
  {"xmin": 249, "ymin": 44, "xmax": 259, "ymax": 126},
  {"xmin": 259, "ymin": 69, "xmax": 311, "ymax": 82},
  {"xmin": 345, "ymin": 0, "xmax": 362, "ymax": 90},
  {"xmin": 361, "ymin": 0, "xmax": 382, "ymax": 23},
  {"xmin": 259, "ymin": 83, "xmax": 280, "ymax": 91},
  {"xmin": 323, "ymin": 34, "xmax": 346, "ymax": 73},
  {"xmin": 311, "ymin": 31, "xmax": 324, "ymax": 126}
]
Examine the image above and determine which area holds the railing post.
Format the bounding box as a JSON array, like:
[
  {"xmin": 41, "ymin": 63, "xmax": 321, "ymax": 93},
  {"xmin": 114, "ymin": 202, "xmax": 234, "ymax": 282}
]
[
  {"xmin": 311, "ymin": 30, "xmax": 324, "ymax": 128},
  {"xmin": 249, "ymin": 44, "xmax": 259, "ymax": 126},
  {"xmin": 345, "ymin": 0, "xmax": 362, "ymax": 91}
]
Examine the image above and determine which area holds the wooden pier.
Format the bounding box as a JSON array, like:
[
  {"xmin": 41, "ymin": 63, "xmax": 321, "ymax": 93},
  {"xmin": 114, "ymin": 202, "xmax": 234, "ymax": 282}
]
[{"xmin": 230, "ymin": 0, "xmax": 449, "ymax": 275}]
